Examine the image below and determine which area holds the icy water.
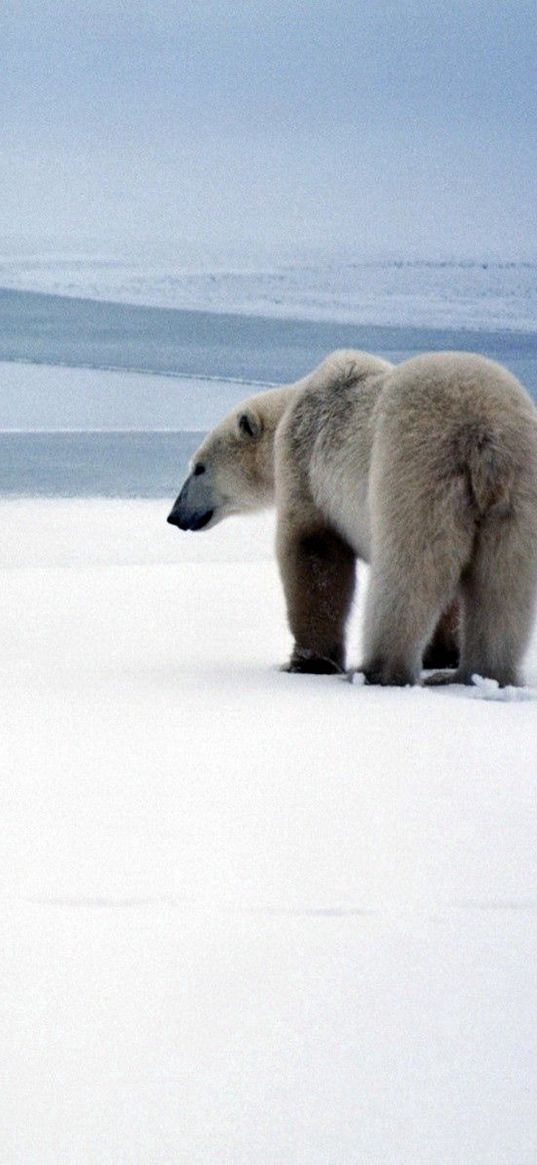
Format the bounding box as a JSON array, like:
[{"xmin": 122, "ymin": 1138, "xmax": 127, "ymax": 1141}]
[
  {"xmin": 0, "ymin": 431, "xmax": 203, "ymax": 498},
  {"xmin": 2, "ymin": 286, "xmax": 537, "ymax": 386},
  {"xmin": 1, "ymin": 285, "xmax": 537, "ymax": 497}
]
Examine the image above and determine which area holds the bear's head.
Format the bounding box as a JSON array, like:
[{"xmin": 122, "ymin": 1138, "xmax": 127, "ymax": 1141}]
[{"xmin": 167, "ymin": 388, "xmax": 289, "ymax": 532}]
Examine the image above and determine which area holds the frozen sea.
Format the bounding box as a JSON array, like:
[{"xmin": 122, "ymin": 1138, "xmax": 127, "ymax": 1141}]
[
  {"xmin": 0, "ymin": 245, "xmax": 536, "ymax": 497},
  {"xmin": 1, "ymin": 239, "xmax": 537, "ymax": 330}
]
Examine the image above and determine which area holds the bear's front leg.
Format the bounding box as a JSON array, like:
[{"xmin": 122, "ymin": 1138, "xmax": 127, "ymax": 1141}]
[{"xmin": 277, "ymin": 510, "xmax": 356, "ymax": 674}]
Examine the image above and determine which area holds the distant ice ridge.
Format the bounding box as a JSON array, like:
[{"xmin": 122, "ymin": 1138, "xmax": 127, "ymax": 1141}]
[{"xmin": 1, "ymin": 240, "xmax": 537, "ymax": 331}]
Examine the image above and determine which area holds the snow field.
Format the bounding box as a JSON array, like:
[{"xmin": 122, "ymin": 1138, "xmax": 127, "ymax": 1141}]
[
  {"xmin": 2, "ymin": 246, "xmax": 537, "ymax": 330},
  {"xmin": 1, "ymin": 500, "xmax": 537, "ymax": 1164}
]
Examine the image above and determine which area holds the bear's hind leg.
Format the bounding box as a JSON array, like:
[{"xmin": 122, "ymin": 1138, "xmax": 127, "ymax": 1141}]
[
  {"xmin": 361, "ymin": 521, "xmax": 471, "ymax": 687},
  {"xmin": 277, "ymin": 512, "xmax": 356, "ymax": 674},
  {"xmin": 455, "ymin": 515, "xmax": 537, "ymax": 687},
  {"xmin": 362, "ymin": 567, "xmax": 463, "ymax": 686}
]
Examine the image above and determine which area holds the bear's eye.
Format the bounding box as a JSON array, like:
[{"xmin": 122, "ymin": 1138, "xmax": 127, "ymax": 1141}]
[
  {"xmin": 239, "ymin": 413, "xmax": 257, "ymax": 438},
  {"xmin": 193, "ymin": 463, "xmax": 206, "ymax": 476}
]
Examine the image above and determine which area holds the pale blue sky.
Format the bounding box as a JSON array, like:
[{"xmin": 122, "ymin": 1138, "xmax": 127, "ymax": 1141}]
[{"xmin": 2, "ymin": 0, "xmax": 536, "ymax": 253}]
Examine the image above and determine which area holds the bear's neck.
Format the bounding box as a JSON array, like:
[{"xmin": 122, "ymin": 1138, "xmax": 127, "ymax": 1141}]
[{"xmin": 255, "ymin": 385, "xmax": 298, "ymax": 498}]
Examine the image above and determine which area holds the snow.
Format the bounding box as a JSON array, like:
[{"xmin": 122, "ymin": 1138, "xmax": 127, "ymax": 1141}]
[
  {"xmin": 2, "ymin": 498, "xmax": 537, "ymax": 1163},
  {"xmin": 1, "ymin": 240, "xmax": 537, "ymax": 330},
  {"xmin": 467, "ymin": 674, "xmax": 536, "ymax": 701}
]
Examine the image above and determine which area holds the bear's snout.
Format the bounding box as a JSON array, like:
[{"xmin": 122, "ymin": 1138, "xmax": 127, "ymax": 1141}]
[
  {"xmin": 167, "ymin": 505, "xmax": 214, "ymax": 532},
  {"xmin": 167, "ymin": 473, "xmax": 215, "ymax": 532}
]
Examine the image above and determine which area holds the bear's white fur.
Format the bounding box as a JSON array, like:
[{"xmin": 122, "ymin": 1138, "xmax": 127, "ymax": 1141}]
[{"xmin": 168, "ymin": 350, "xmax": 537, "ymax": 686}]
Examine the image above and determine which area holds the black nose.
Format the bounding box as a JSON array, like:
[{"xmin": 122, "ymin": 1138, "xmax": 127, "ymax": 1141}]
[
  {"xmin": 167, "ymin": 507, "xmax": 186, "ymax": 529},
  {"xmin": 167, "ymin": 502, "xmax": 214, "ymax": 531}
]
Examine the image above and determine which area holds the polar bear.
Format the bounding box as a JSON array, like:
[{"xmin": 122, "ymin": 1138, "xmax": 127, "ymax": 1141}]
[{"xmin": 167, "ymin": 350, "xmax": 537, "ymax": 686}]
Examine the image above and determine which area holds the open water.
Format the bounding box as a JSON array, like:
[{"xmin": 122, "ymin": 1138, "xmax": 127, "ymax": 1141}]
[{"xmin": 1, "ymin": 286, "xmax": 536, "ymax": 497}]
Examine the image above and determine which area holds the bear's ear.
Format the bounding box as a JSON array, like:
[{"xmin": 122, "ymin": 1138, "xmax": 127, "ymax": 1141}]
[{"xmin": 237, "ymin": 409, "xmax": 263, "ymax": 439}]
